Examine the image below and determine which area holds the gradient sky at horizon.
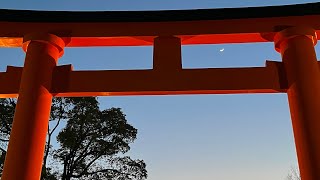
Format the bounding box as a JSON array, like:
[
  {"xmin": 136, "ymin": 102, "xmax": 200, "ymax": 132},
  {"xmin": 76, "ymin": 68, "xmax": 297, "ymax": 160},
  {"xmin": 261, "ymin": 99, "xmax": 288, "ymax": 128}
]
[{"xmin": 0, "ymin": 0, "xmax": 319, "ymax": 179}]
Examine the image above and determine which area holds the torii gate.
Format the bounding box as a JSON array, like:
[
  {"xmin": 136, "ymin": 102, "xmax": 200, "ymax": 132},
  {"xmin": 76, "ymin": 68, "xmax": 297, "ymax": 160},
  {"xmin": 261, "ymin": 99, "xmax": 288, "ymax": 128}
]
[{"xmin": 0, "ymin": 2, "xmax": 320, "ymax": 180}]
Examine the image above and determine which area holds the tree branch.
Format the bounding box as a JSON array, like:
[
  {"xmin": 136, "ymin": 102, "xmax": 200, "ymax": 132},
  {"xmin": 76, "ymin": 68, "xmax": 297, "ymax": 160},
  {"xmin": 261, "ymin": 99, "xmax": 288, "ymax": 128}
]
[
  {"xmin": 0, "ymin": 146, "xmax": 6, "ymax": 153},
  {"xmin": 0, "ymin": 138, "xmax": 9, "ymax": 142},
  {"xmin": 72, "ymin": 168, "xmax": 131, "ymax": 178},
  {"xmin": 75, "ymin": 153, "xmax": 103, "ymax": 177}
]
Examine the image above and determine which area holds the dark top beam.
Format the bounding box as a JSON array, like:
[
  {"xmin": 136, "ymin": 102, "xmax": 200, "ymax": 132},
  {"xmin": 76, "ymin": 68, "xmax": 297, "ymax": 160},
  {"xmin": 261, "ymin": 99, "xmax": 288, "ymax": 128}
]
[
  {"xmin": 1, "ymin": 2, "xmax": 320, "ymax": 47},
  {"xmin": 0, "ymin": 2, "xmax": 319, "ymax": 22}
]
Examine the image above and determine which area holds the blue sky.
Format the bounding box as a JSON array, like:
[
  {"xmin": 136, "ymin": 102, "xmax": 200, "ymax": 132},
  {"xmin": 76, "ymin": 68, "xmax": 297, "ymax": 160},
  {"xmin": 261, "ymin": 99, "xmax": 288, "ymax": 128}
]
[{"xmin": 0, "ymin": 0, "xmax": 319, "ymax": 179}]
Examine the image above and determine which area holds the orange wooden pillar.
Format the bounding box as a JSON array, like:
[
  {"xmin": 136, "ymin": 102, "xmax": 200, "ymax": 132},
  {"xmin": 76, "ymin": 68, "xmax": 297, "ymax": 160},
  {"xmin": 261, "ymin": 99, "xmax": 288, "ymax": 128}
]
[
  {"xmin": 274, "ymin": 27, "xmax": 320, "ymax": 180},
  {"xmin": 2, "ymin": 34, "xmax": 65, "ymax": 180}
]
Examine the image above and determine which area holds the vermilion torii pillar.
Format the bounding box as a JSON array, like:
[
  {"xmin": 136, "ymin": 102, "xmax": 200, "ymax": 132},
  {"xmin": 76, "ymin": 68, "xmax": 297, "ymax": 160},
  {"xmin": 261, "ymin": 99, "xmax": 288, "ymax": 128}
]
[
  {"xmin": 275, "ymin": 27, "xmax": 320, "ymax": 180},
  {"xmin": 1, "ymin": 34, "xmax": 65, "ymax": 180}
]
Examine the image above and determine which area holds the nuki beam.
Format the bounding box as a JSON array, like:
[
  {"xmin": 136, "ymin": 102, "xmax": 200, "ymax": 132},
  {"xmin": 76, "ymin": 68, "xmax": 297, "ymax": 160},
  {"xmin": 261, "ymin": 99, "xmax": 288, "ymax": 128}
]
[{"xmin": 0, "ymin": 61, "xmax": 287, "ymax": 98}]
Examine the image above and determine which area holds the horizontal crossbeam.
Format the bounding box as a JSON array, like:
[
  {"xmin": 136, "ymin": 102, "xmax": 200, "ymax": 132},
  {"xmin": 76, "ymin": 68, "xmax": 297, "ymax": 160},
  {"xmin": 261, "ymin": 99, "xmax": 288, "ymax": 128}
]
[
  {"xmin": 1, "ymin": 3, "xmax": 320, "ymax": 47},
  {"xmin": 0, "ymin": 61, "xmax": 287, "ymax": 98}
]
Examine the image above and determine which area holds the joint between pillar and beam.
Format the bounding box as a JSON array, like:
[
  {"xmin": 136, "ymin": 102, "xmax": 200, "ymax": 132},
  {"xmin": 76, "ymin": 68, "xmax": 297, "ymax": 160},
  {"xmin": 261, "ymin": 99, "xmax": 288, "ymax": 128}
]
[
  {"xmin": 274, "ymin": 26, "xmax": 318, "ymax": 52},
  {"xmin": 22, "ymin": 33, "xmax": 68, "ymax": 58}
]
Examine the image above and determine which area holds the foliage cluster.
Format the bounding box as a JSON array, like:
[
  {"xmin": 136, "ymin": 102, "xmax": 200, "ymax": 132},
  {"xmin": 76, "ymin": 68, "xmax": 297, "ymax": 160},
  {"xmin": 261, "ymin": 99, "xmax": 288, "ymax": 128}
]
[{"xmin": 0, "ymin": 97, "xmax": 147, "ymax": 180}]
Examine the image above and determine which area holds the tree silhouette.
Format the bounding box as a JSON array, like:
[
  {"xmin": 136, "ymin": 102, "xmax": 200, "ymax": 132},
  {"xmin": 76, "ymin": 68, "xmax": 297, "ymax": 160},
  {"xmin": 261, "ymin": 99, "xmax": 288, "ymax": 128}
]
[
  {"xmin": 0, "ymin": 97, "xmax": 147, "ymax": 180},
  {"xmin": 286, "ymin": 167, "xmax": 300, "ymax": 180},
  {"xmin": 0, "ymin": 98, "xmax": 15, "ymax": 176}
]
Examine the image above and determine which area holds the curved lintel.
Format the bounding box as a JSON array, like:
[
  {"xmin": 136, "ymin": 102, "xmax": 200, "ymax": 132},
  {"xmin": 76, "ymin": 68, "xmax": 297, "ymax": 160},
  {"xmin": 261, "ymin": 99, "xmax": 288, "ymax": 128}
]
[{"xmin": 0, "ymin": 2, "xmax": 320, "ymax": 47}]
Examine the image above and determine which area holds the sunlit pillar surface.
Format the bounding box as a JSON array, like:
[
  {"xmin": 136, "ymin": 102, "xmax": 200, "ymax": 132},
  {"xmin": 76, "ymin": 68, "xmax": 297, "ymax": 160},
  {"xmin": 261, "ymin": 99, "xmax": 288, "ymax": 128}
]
[
  {"xmin": 2, "ymin": 34, "xmax": 65, "ymax": 180},
  {"xmin": 275, "ymin": 27, "xmax": 320, "ymax": 180}
]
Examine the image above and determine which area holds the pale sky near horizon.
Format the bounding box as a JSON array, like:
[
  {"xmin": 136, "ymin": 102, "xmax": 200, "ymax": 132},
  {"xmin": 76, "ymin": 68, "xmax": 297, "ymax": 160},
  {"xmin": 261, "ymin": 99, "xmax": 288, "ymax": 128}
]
[{"xmin": 0, "ymin": 0, "xmax": 319, "ymax": 179}]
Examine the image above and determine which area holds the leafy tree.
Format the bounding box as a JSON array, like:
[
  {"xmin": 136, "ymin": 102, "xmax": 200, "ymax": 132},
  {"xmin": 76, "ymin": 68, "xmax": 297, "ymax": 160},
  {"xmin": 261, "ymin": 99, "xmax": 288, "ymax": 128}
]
[
  {"xmin": 0, "ymin": 97, "xmax": 147, "ymax": 180},
  {"xmin": 55, "ymin": 97, "xmax": 147, "ymax": 180},
  {"xmin": 286, "ymin": 167, "xmax": 300, "ymax": 180},
  {"xmin": 0, "ymin": 98, "xmax": 15, "ymax": 176},
  {"xmin": 42, "ymin": 97, "xmax": 71, "ymax": 179}
]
